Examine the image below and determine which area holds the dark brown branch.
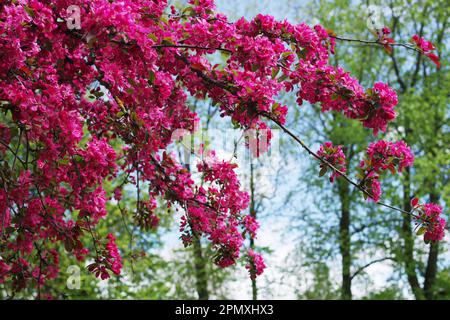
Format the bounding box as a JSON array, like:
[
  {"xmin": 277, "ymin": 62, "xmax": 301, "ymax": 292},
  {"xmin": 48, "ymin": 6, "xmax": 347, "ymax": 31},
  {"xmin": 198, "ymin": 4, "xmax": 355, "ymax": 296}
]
[
  {"xmin": 152, "ymin": 44, "xmax": 232, "ymax": 53},
  {"xmin": 266, "ymin": 115, "xmax": 416, "ymax": 218},
  {"xmin": 350, "ymin": 257, "xmax": 394, "ymax": 280},
  {"xmin": 390, "ymin": 17, "xmax": 407, "ymax": 92},
  {"xmin": 331, "ymin": 35, "xmax": 422, "ymax": 54}
]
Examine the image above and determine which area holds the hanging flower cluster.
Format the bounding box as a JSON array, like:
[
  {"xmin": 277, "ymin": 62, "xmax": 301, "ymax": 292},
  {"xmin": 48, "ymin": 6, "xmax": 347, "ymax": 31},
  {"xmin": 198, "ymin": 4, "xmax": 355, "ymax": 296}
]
[
  {"xmin": 87, "ymin": 233, "xmax": 122, "ymax": 280},
  {"xmin": 358, "ymin": 140, "xmax": 414, "ymax": 202},
  {"xmin": 179, "ymin": 153, "xmax": 250, "ymax": 268},
  {"xmin": 243, "ymin": 215, "xmax": 259, "ymax": 239},
  {"xmin": 411, "ymin": 199, "xmax": 446, "ymax": 243},
  {"xmin": 246, "ymin": 249, "xmax": 266, "ymax": 280},
  {"xmin": 411, "ymin": 34, "xmax": 440, "ymax": 68},
  {"xmin": 317, "ymin": 142, "xmax": 347, "ymax": 183}
]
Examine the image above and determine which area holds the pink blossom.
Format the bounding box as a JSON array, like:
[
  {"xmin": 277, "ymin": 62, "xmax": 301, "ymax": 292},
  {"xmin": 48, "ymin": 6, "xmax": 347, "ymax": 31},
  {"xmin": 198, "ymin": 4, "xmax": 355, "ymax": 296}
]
[
  {"xmin": 414, "ymin": 203, "xmax": 446, "ymax": 243},
  {"xmin": 317, "ymin": 142, "xmax": 347, "ymax": 183},
  {"xmin": 411, "ymin": 35, "xmax": 440, "ymax": 68},
  {"xmin": 411, "ymin": 34, "xmax": 436, "ymax": 52},
  {"xmin": 365, "ymin": 140, "xmax": 414, "ymax": 173},
  {"xmin": 368, "ymin": 178, "xmax": 382, "ymax": 202},
  {"xmin": 246, "ymin": 249, "xmax": 266, "ymax": 280},
  {"xmin": 243, "ymin": 215, "xmax": 259, "ymax": 239},
  {"xmin": 0, "ymin": 260, "xmax": 11, "ymax": 283},
  {"xmin": 359, "ymin": 140, "xmax": 413, "ymax": 202},
  {"xmin": 382, "ymin": 27, "xmax": 391, "ymax": 35}
]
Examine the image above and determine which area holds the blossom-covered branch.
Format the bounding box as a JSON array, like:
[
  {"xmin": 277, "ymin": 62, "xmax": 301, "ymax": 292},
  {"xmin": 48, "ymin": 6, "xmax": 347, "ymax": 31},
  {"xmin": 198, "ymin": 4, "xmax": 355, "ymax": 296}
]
[{"xmin": 330, "ymin": 27, "xmax": 441, "ymax": 68}]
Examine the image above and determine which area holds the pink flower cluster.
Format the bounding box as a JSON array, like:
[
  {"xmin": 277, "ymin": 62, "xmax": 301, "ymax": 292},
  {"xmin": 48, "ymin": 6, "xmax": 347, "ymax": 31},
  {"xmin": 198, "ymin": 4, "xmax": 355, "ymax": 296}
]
[
  {"xmin": 135, "ymin": 199, "xmax": 160, "ymax": 231},
  {"xmin": 364, "ymin": 82, "xmax": 398, "ymax": 135},
  {"xmin": 243, "ymin": 215, "xmax": 259, "ymax": 239},
  {"xmin": 245, "ymin": 249, "xmax": 266, "ymax": 280},
  {"xmin": 366, "ymin": 140, "xmax": 414, "ymax": 173},
  {"xmin": 411, "ymin": 200, "xmax": 446, "ymax": 243},
  {"xmin": 376, "ymin": 26, "xmax": 395, "ymax": 55},
  {"xmin": 411, "ymin": 35, "xmax": 440, "ymax": 68},
  {"xmin": 105, "ymin": 233, "xmax": 123, "ymax": 276},
  {"xmin": 0, "ymin": 260, "xmax": 11, "ymax": 283},
  {"xmin": 359, "ymin": 140, "xmax": 414, "ymax": 201},
  {"xmin": 87, "ymin": 233, "xmax": 122, "ymax": 280},
  {"xmin": 317, "ymin": 142, "xmax": 347, "ymax": 183},
  {"xmin": 381, "ymin": 27, "xmax": 391, "ymax": 35},
  {"xmin": 179, "ymin": 154, "xmax": 250, "ymax": 268}
]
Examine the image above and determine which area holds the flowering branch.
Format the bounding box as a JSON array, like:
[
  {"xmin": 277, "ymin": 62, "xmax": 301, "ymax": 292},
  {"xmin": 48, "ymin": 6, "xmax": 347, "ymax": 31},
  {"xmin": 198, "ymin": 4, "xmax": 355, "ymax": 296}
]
[
  {"xmin": 266, "ymin": 114, "xmax": 415, "ymax": 217},
  {"xmin": 330, "ymin": 35, "xmax": 422, "ymax": 54},
  {"xmin": 331, "ymin": 29, "xmax": 440, "ymax": 68},
  {"xmin": 152, "ymin": 44, "xmax": 232, "ymax": 53}
]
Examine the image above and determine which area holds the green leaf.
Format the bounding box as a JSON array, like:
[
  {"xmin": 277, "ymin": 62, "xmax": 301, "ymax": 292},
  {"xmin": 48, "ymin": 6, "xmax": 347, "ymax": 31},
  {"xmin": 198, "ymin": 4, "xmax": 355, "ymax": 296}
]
[
  {"xmin": 23, "ymin": 6, "xmax": 35, "ymax": 18},
  {"xmin": 9, "ymin": 126, "xmax": 19, "ymax": 138},
  {"xmin": 271, "ymin": 102, "xmax": 280, "ymax": 112},
  {"xmin": 416, "ymin": 226, "xmax": 426, "ymax": 236},
  {"xmin": 182, "ymin": 7, "xmax": 196, "ymax": 16},
  {"xmin": 271, "ymin": 67, "xmax": 280, "ymax": 80},
  {"xmin": 319, "ymin": 166, "xmax": 328, "ymax": 177},
  {"xmin": 58, "ymin": 158, "xmax": 70, "ymax": 165},
  {"xmin": 148, "ymin": 70, "xmax": 155, "ymax": 85},
  {"xmin": 73, "ymin": 154, "xmax": 83, "ymax": 163},
  {"xmin": 278, "ymin": 74, "xmax": 288, "ymax": 83},
  {"xmin": 162, "ymin": 37, "xmax": 174, "ymax": 45},
  {"xmin": 147, "ymin": 33, "xmax": 158, "ymax": 42}
]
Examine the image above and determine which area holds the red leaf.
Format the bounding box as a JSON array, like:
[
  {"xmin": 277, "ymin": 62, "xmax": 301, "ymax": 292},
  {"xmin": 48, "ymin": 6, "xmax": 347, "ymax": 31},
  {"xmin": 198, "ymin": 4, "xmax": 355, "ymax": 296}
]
[
  {"xmin": 388, "ymin": 164, "xmax": 396, "ymax": 175},
  {"xmin": 411, "ymin": 198, "xmax": 419, "ymax": 207},
  {"xmin": 426, "ymin": 53, "xmax": 440, "ymax": 69},
  {"xmin": 326, "ymin": 29, "xmax": 336, "ymax": 37},
  {"xmin": 190, "ymin": 62, "xmax": 207, "ymax": 71},
  {"xmin": 383, "ymin": 44, "xmax": 393, "ymax": 55}
]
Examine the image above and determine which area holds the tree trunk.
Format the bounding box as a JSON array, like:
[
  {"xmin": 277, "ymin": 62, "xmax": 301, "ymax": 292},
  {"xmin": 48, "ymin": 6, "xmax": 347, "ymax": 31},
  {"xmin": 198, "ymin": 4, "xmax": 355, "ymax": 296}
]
[
  {"xmin": 424, "ymin": 241, "xmax": 439, "ymax": 299},
  {"xmin": 423, "ymin": 192, "xmax": 440, "ymax": 300},
  {"xmin": 184, "ymin": 159, "xmax": 210, "ymax": 300},
  {"xmin": 401, "ymin": 167, "xmax": 425, "ymax": 300},
  {"xmin": 193, "ymin": 236, "xmax": 209, "ymax": 300},
  {"xmin": 338, "ymin": 178, "xmax": 352, "ymax": 300},
  {"xmin": 249, "ymin": 161, "xmax": 258, "ymax": 300}
]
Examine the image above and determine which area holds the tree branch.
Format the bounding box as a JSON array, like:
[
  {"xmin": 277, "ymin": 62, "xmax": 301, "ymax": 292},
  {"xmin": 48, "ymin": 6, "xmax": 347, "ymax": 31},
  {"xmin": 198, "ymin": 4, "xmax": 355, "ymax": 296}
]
[
  {"xmin": 350, "ymin": 257, "xmax": 394, "ymax": 280},
  {"xmin": 266, "ymin": 115, "xmax": 417, "ymax": 218}
]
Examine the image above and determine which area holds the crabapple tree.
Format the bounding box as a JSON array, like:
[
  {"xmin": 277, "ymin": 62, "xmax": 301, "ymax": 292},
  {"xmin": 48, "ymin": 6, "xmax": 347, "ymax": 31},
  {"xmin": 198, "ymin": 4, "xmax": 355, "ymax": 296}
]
[{"xmin": 0, "ymin": 0, "xmax": 445, "ymax": 298}]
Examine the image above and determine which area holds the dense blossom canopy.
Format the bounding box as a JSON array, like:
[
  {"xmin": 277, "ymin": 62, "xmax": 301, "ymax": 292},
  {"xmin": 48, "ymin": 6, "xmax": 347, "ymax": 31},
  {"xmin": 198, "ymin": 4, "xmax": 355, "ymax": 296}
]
[{"xmin": 0, "ymin": 0, "xmax": 445, "ymax": 296}]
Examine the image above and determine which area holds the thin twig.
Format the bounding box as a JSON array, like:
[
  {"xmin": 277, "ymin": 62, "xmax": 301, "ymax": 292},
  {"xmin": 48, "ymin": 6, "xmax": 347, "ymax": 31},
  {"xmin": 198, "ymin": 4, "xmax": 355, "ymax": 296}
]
[
  {"xmin": 152, "ymin": 44, "xmax": 232, "ymax": 53},
  {"xmin": 350, "ymin": 257, "xmax": 394, "ymax": 280},
  {"xmin": 331, "ymin": 35, "xmax": 422, "ymax": 54},
  {"xmin": 267, "ymin": 114, "xmax": 415, "ymax": 218}
]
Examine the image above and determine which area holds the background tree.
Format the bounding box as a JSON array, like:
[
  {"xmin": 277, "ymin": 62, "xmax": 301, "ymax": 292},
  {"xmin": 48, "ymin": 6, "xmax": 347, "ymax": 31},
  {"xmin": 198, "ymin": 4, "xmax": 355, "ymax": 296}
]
[{"xmin": 281, "ymin": 0, "xmax": 449, "ymax": 300}]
